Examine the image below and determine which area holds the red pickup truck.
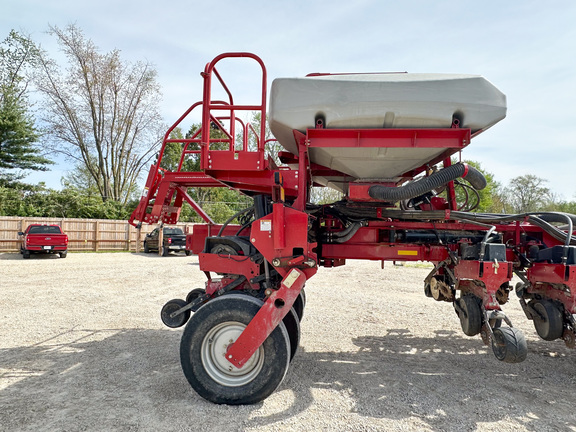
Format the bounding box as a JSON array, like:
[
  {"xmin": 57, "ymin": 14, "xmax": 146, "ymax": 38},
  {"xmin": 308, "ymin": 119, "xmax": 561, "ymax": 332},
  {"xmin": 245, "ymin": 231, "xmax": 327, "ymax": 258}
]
[{"xmin": 18, "ymin": 224, "xmax": 68, "ymax": 259}]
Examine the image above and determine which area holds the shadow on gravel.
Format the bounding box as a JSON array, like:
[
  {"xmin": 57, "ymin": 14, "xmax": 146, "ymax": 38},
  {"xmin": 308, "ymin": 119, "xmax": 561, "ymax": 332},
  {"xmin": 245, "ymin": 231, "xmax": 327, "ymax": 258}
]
[
  {"xmin": 0, "ymin": 252, "xmax": 199, "ymax": 261},
  {"xmin": 294, "ymin": 329, "xmax": 576, "ymax": 431},
  {"xmin": 1, "ymin": 327, "xmax": 575, "ymax": 431},
  {"xmin": 130, "ymin": 252, "xmax": 195, "ymax": 259},
  {"xmin": 128, "ymin": 252, "xmax": 200, "ymax": 266},
  {"xmin": 0, "ymin": 253, "xmax": 22, "ymax": 260},
  {"xmin": 281, "ymin": 328, "xmax": 576, "ymax": 431},
  {"xmin": 0, "ymin": 252, "xmax": 62, "ymax": 260}
]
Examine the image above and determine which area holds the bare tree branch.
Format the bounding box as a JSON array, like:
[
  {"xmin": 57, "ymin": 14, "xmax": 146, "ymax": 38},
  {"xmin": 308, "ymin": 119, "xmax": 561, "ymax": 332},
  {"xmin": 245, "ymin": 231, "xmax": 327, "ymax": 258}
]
[{"xmin": 34, "ymin": 24, "xmax": 163, "ymax": 202}]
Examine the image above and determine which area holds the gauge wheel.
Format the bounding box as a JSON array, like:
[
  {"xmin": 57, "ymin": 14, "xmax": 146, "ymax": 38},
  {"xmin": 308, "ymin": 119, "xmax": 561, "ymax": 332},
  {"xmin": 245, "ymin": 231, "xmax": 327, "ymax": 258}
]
[
  {"xmin": 491, "ymin": 327, "xmax": 527, "ymax": 363},
  {"xmin": 282, "ymin": 307, "xmax": 301, "ymax": 361},
  {"xmin": 186, "ymin": 288, "xmax": 207, "ymax": 312},
  {"xmin": 458, "ymin": 295, "xmax": 483, "ymax": 336},
  {"xmin": 161, "ymin": 299, "xmax": 190, "ymax": 328},
  {"xmin": 180, "ymin": 294, "xmax": 290, "ymax": 404},
  {"xmin": 293, "ymin": 289, "xmax": 306, "ymax": 321},
  {"xmin": 531, "ymin": 299, "xmax": 564, "ymax": 341}
]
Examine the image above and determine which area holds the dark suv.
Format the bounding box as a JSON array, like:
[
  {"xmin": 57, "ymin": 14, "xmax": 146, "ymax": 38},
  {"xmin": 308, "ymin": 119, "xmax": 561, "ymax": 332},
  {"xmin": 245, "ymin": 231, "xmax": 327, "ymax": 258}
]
[{"xmin": 143, "ymin": 227, "xmax": 190, "ymax": 256}]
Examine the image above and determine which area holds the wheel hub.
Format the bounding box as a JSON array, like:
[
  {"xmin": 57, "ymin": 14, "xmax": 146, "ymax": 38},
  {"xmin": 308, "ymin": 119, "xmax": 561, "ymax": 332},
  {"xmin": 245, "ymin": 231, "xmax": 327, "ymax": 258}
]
[
  {"xmin": 429, "ymin": 276, "xmax": 453, "ymax": 301},
  {"xmin": 201, "ymin": 321, "xmax": 264, "ymax": 387}
]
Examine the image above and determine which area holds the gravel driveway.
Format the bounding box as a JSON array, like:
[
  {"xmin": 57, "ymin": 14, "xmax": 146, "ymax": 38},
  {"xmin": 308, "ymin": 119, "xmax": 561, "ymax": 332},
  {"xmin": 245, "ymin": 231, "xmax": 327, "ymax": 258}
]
[{"xmin": 1, "ymin": 252, "xmax": 575, "ymax": 431}]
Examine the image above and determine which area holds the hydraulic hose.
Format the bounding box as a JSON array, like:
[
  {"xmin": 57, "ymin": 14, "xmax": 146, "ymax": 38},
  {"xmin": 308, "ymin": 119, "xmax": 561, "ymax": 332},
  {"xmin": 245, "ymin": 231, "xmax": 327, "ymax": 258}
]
[
  {"xmin": 323, "ymin": 221, "xmax": 366, "ymax": 243},
  {"xmin": 330, "ymin": 203, "xmax": 576, "ymax": 246},
  {"xmin": 535, "ymin": 212, "xmax": 576, "ymax": 226},
  {"xmin": 368, "ymin": 163, "xmax": 487, "ymax": 202},
  {"xmin": 329, "ymin": 221, "xmax": 362, "ymax": 238},
  {"xmin": 217, "ymin": 206, "xmax": 254, "ymax": 237},
  {"xmin": 330, "ymin": 222, "xmax": 364, "ymax": 243}
]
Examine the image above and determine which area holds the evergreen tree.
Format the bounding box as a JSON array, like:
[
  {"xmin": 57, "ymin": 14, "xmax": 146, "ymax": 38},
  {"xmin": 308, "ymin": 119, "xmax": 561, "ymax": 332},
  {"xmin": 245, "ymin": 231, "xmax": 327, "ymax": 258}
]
[{"xmin": 0, "ymin": 30, "xmax": 52, "ymax": 186}]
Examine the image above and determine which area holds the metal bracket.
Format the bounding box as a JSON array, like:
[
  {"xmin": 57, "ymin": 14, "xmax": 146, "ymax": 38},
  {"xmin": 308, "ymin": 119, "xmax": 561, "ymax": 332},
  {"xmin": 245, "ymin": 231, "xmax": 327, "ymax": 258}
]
[{"xmin": 170, "ymin": 277, "xmax": 246, "ymax": 318}]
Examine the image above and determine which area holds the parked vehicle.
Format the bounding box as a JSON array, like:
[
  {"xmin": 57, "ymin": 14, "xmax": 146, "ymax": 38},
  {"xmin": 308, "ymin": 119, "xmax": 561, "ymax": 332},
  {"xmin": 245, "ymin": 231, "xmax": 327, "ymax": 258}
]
[
  {"xmin": 18, "ymin": 224, "xmax": 68, "ymax": 259},
  {"xmin": 143, "ymin": 227, "xmax": 190, "ymax": 256}
]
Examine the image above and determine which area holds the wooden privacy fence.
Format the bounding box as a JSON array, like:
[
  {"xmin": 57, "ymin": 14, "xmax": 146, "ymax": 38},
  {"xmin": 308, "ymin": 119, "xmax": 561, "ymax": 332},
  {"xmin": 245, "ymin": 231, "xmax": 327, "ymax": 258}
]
[{"xmin": 0, "ymin": 216, "xmax": 194, "ymax": 253}]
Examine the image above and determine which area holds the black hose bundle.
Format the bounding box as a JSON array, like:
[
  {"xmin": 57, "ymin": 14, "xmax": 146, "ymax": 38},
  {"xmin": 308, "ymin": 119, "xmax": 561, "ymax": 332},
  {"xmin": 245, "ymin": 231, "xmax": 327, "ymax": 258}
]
[
  {"xmin": 368, "ymin": 163, "xmax": 487, "ymax": 202},
  {"xmin": 333, "ymin": 206, "xmax": 576, "ymax": 247},
  {"xmin": 322, "ymin": 221, "xmax": 366, "ymax": 243},
  {"xmin": 217, "ymin": 206, "xmax": 254, "ymax": 237}
]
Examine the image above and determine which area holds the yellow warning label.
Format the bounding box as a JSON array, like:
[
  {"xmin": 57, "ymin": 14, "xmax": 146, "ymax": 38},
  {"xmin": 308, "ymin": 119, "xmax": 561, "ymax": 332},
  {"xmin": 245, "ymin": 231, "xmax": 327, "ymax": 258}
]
[{"xmin": 398, "ymin": 250, "xmax": 418, "ymax": 256}]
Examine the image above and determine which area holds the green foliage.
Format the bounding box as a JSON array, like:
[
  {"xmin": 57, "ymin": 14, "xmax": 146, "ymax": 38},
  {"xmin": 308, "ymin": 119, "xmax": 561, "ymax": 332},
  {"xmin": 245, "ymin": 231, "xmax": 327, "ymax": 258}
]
[
  {"xmin": 177, "ymin": 187, "xmax": 252, "ymax": 223},
  {"xmin": 243, "ymin": 112, "xmax": 282, "ymax": 166},
  {"xmin": 452, "ymin": 160, "xmax": 502, "ymax": 212},
  {"xmin": 0, "ymin": 30, "xmax": 52, "ymax": 186},
  {"xmin": 154, "ymin": 124, "xmax": 251, "ymax": 223},
  {"xmin": 0, "ymin": 30, "xmax": 41, "ymax": 90},
  {"xmin": 0, "ymin": 184, "xmax": 137, "ymax": 219},
  {"xmin": 552, "ymin": 200, "xmax": 576, "ymax": 215},
  {"xmin": 449, "ymin": 161, "xmax": 569, "ymax": 214},
  {"xmin": 159, "ymin": 126, "xmax": 201, "ymax": 172}
]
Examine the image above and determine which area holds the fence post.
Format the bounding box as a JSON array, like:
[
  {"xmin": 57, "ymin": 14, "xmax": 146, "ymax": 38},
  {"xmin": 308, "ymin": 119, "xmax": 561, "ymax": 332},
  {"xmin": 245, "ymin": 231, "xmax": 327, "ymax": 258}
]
[
  {"xmin": 158, "ymin": 223, "xmax": 164, "ymax": 256},
  {"xmin": 135, "ymin": 226, "xmax": 141, "ymax": 253},
  {"xmin": 95, "ymin": 221, "xmax": 100, "ymax": 252}
]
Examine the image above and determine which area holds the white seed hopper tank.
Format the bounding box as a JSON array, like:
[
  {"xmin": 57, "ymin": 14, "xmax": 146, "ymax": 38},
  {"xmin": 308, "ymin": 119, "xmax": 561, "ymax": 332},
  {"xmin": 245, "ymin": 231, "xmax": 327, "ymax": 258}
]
[{"xmin": 269, "ymin": 73, "xmax": 506, "ymax": 190}]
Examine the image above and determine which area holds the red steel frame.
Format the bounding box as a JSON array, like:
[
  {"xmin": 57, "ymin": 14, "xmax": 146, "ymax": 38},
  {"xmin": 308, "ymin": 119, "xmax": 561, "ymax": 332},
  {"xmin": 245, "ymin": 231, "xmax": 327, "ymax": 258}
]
[{"xmin": 130, "ymin": 53, "xmax": 576, "ymax": 368}]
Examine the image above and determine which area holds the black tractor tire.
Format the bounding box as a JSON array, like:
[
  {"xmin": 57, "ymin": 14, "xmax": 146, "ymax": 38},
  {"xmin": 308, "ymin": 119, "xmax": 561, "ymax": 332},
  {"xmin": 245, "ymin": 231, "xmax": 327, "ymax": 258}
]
[
  {"xmin": 458, "ymin": 295, "xmax": 483, "ymax": 336},
  {"xmin": 186, "ymin": 288, "xmax": 207, "ymax": 312},
  {"xmin": 143, "ymin": 242, "xmax": 150, "ymax": 253},
  {"xmin": 282, "ymin": 308, "xmax": 301, "ymax": 361},
  {"xmin": 531, "ymin": 299, "xmax": 564, "ymax": 341},
  {"xmin": 491, "ymin": 327, "xmax": 528, "ymax": 363},
  {"xmin": 293, "ymin": 289, "xmax": 306, "ymax": 322},
  {"xmin": 161, "ymin": 299, "xmax": 190, "ymax": 328},
  {"xmin": 180, "ymin": 294, "xmax": 290, "ymax": 404}
]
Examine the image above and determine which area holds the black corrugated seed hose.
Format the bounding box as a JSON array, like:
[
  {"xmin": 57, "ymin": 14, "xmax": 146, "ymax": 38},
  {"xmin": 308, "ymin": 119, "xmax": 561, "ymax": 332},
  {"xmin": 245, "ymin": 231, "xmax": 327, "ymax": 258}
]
[{"xmin": 368, "ymin": 163, "xmax": 487, "ymax": 202}]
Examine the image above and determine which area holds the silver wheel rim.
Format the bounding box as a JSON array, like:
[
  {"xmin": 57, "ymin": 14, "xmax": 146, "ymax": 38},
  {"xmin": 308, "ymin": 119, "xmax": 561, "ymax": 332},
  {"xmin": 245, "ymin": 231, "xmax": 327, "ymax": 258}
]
[{"xmin": 201, "ymin": 321, "xmax": 264, "ymax": 387}]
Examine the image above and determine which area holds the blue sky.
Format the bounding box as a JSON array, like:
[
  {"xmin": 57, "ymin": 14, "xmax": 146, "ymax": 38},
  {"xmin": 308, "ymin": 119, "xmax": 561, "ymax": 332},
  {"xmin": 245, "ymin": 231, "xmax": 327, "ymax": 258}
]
[{"xmin": 3, "ymin": 0, "xmax": 576, "ymax": 199}]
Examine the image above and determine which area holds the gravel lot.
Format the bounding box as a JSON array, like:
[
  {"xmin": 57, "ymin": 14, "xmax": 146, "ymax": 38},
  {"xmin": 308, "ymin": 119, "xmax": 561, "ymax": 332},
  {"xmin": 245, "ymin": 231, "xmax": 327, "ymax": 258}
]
[{"xmin": 1, "ymin": 252, "xmax": 576, "ymax": 431}]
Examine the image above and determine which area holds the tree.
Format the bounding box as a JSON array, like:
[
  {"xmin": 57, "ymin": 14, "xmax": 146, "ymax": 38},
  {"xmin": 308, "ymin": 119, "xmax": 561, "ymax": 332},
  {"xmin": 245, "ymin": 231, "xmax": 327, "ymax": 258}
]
[
  {"xmin": 502, "ymin": 174, "xmax": 553, "ymax": 213},
  {"xmin": 0, "ymin": 182, "xmax": 138, "ymax": 219},
  {"xmin": 34, "ymin": 24, "xmax": 164, "ymax": 204},
  {"xmin": 0, "ymin": 30, "xmax": 52, "ymax": 186},
  {"xmin": 159, "ymin": 125, "xmax": 201, "ymax": 172},
  {"xmin": 241, "ymin": 111, "xmax": 284, "ymax": 166},
  {"xmin": 452, "ymin": 160, "xmax": 503, "ymax": 213},
  {"xmin": 552, "ymin": 199, "xmax": 576, "ymax": 215},
  {"xmin": 310, "ymin": 187, "xmax": 343, "ymax": 204}
]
